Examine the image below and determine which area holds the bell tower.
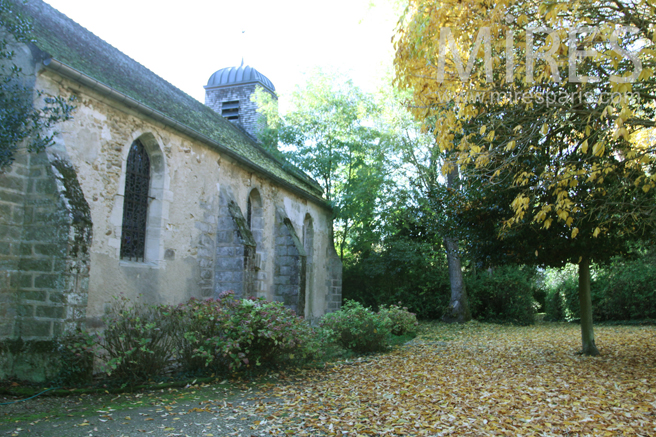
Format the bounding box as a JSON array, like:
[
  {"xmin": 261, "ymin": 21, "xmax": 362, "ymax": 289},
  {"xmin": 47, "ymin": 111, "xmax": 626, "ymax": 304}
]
[{"xmin": 204, "ymin": 61, "xmax": 276, "ymax": 139}]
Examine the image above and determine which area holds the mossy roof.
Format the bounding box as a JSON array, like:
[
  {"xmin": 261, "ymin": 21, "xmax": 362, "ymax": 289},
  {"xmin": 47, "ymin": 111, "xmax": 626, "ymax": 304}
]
[{"xmin": 12, "ymin": 0, "xmax": 325, "ymax": 202}]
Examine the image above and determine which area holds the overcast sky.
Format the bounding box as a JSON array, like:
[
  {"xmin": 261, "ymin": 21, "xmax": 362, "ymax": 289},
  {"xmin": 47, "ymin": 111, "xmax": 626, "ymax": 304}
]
[{"xmin": 44, "ymin": 0, "xmax": 401, "ymax": 109}]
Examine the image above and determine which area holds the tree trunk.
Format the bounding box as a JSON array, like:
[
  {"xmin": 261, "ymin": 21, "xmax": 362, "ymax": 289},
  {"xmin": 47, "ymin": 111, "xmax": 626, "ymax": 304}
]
[
  {"xmin": 441, "ymin": 166, "xmax": 471, "ymax": 323},
  {"xmin": 578, "ymin": 257, "xmax": 599, "ymax": 356},
  {"xmin": 442, "ymin": 236, "xmax": 471, "ymax": 323}
]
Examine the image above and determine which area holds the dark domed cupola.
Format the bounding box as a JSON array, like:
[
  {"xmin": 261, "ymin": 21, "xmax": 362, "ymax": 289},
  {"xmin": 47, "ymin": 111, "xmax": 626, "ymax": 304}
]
[{"xmin": 204, "ymin": 61, "xmax": 276, "ymax": 139}]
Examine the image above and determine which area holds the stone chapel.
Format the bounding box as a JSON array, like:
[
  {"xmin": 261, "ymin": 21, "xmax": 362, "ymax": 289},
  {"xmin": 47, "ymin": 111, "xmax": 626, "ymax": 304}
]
[{"xmin": 0, "ymin": 0, "xmax": 342, "ymax": 380}]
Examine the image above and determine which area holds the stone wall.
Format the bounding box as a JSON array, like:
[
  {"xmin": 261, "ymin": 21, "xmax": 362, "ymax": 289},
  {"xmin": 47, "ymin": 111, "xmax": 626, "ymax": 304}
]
[
  {"xmin": 214, "ymin": 187, "xmax": 256, "ymax": 298},
  {"xmin": 0, "ymin": 151, "xmax": 91, "ymax": 340},
  {"xmin": 204, "ymin": 83, "xmax": 275, "ymax": 139},
  {"xmin": 273, "ymin": 207, "xmax": 306, "ymax": 315},
  {"xmin": 0, "ymin": 151, "xmax": 92, "ymax": 381},
  {"xmin": 326, "ymin": 248, "xmax": 343, "ymax": 314},
  {"xmin": 194, "ymin": 198, "xmax": 217, "ymax": 298}
]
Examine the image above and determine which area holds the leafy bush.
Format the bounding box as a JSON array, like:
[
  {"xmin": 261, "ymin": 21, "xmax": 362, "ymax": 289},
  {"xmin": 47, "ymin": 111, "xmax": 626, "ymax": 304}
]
[
  {"xmin": 544, "ymin": 251, "xmax": 656, "ymax": 322},
  {"xmin": 98, "ymin": 297, "xmax": 178, "ymax": 382},
  {"xmin": 55, "ymin": 328, "xmax": 96, "ymax": 385},
  {"xmin": 343, "ymin": 239, "xmax": 451, "ymax": 319},
  {"xmin": 174, "ymin": 292, "xmax": 319, "ymax": 374},
  {"xmin": 172, "ymin": 293, "xmax": 239, "ymax": 374},
  {"xmin": 595, "ymin": 257, "xmax": 656, "ymax": 320},
  {"xmin": 378, "ymin": 304, "xmax": 418, "ymax": 335},
  {"xmin": 467, "ymin": 266, "xmax": 539, "ymax": 325},
  {"xmin": 544, "ymin": 265, "xmax": 582, "ymax": 321},
  {"xmin": 320, "ymin": 300, "xmax": 392, "ymax": 353}
]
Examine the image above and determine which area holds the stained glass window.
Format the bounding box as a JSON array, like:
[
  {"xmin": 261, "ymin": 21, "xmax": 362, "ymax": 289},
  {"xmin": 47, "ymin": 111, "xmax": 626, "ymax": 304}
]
[{"xmin": 120, "ymin": 140, "xmax": 150, "ymax": 261}]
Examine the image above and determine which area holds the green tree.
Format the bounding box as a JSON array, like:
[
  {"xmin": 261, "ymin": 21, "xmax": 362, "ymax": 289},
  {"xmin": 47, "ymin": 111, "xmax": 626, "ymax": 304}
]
[
  {"xmin": 0, "ymin": 0, "xmax": 75, "ymax": 169},
  {"xmin": 254, "ymin": 70, "xmax": 392, "ymax": 260},
  {"xmin": 378, "ymin": 85, "xmax": 472, "ymax": 322},
  {"xmin": 394, "ymin": 0, "xmax": 656, "ymax": 354},
  {"xmin": 450, "ymin": 131, "xmax": 655, "ymax": 354}
]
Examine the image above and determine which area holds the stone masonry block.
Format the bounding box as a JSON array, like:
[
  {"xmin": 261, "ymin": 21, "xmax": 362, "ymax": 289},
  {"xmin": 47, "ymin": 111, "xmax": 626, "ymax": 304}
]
[
  {"xmin": 216, "ymin": 246, "xmax": 235, "ymax": 257},
  {"xmin": 17, "ymin": 305, "xmax": 34, "ymax": 317},
  {"xmin": 18, "ymin": 258, "xmax": 52, "ymax": 273},
  {"xmin": 0, "ymin": 204, "xmax": 11, "ymax": 223},
  {"xmin": 226, "ymin": 282, "xmax": 243, "ymax": 294},
  {"xmin": 48, "ymin": 291, "xmax": 65, "ymax": 304},
  {"xmin": 10, "ymin": 243, "xmax": 32, "ymax": 256},
  {"xmin": 20, "ymin": 290, "xmax": 47, "ymax": 302},
  {"xmin": 0, "ymin": 259, "xmax": 18, "ymax": 270},
  {"xmin": 0, "ymin": 190, "xmax": 25, "ymax": 204},
  {"xmin": 35, "ymin": 305, "xmax": 65, "ymax": 319},
  {"xmin": 53, "ymin": 259, "xmax": 67, "ymax": 273},
  {"xmin": 215, "ymin": 257, "xmax": 240, "ymax": 271},
  {"xmin": 217, "ymin": 216, "xmax": 234, "ymax": 230},
  {"xmin": 11, "ymin": 207, "xmax": 24, "ymax": 225},
  {"xmin": 215, "ymin": 271, "xmax": 232, "ymax": 282},
  {"xmin": 0, "ymin": 176, "xmax": 26, "ymax": 192},
  {"xmin": 22, "ymin": 225, "xmax": 60, "ymax": 242},
  {"xmin": 0, "ymin": 224, "xmax": 22, "ymax": 240},
  {"xmin": 0, "ymin": 320, "xmax": 13, "ymax": 337},
  {"xmin": 215, "ymin": 231, "xmax": 232, "ymax": 244},
  {"xmin": 34, "ymin": 179, "xmax": 57, "ymax": 195},
  {"xmin": 34, "ymin": 274, "xmax": 62, "ymax": 290},
  {"xmin": 274, "ymin": 276, "xmax": 290, "ymax": 285},
  {"xmin": 33, "ymin": 244, "xmax": 61, "ymax": 256},
  {"xmin": 52, "ymin": 321, "xmax": 63, "ymax": 337},
  {"xmin": 9, "ymin": 272, "xmax": 33, "ymax": 288},
  {"xmin": 21, "ymin": 320, "xmax": 52, "ymax": 338}
]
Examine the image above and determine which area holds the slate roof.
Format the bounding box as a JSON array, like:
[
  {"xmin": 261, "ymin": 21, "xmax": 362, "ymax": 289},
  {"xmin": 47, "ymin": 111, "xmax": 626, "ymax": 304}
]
[{"xmin": 11, "ymin": 0, "xmax": 325, "ymax": 203}]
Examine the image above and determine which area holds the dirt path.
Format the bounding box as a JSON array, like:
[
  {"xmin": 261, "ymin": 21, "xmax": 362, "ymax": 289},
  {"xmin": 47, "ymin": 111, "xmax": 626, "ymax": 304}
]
[{"xmin": 0, "ymin": 374, "xmax": 316, "ymax": 437}]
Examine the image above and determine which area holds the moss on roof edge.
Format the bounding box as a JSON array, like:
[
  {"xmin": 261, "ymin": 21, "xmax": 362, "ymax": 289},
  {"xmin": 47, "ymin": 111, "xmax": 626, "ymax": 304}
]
[{"xmin": 44, "ymin": 58, "xmax": 332, "ymax": 211}]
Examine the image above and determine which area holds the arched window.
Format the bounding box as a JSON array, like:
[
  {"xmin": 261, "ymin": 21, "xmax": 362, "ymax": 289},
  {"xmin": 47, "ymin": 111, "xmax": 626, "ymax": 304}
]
[
  {"xmin": 120, "ymin": 139, "xmax": 150, "ymax": 261},
  {"xmin": 247, "ymin": 189, "xmax": 263, "ymax": 245},
  {"xmin": 246, "ymin": 195, "xmax": 252, "ymax": 230},
  {"xmin": 302, "ymin": 213, "xmax": 314, "ymax": 317}
]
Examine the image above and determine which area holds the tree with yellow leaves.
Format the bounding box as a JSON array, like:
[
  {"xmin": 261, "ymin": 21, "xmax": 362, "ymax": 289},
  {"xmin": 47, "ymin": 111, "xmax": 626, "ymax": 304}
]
[{"xmin": 394, "ymin": 0, "xmax": 656, "ymax": 355}]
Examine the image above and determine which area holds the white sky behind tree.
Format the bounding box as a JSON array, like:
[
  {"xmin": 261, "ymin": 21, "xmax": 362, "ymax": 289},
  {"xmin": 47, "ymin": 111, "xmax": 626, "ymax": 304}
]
[{"xmin": 44, "ymin": 0, "xmax": 400, "ymax": 111}]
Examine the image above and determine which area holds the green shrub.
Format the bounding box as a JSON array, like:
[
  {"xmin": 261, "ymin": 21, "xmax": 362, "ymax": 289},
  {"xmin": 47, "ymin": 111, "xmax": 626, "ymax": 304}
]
[
  {"xmin": 172, "ymin": 293, "xmax": 239, "ymax": 374},
  {"xmin": 467, "ymin": 266, "xmax": 539, "ymax": 325},
  {"xmin": 544, "ymin": 252, "xmax": 656, "ymax": 322},
  {"xmin": 175, "ymin": 292, "xmax": 319, "ymax": 374},
  {"xmin": 98, "ymin": 297, "xmax": 178, "ymax": 383},
  {"xmin": 378, "ymin": 304, "xmax": 418, "ymax": 335},
  {"xmin": 343, "ymin": 239, "xmax": 451, "ymax": 320},
  {"xmin": 56, "ymin": 328, "xmax": 97, "ymax": 385},
  {"xmin": 543, "ymin": 266, "xmax": 582, "ymax": 321},
  {"xmin": 320, "ymin": 300, "xmax": 392, "ymax": 353},
  {"xmin": 595, "ymin": 259, "xmax": 656, "ymax": 320}
]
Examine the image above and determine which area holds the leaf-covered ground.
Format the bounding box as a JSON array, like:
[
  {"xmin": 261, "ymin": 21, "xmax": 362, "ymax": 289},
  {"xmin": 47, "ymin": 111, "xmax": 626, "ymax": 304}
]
[
  {"xmin": 269, "ymin": 322, "xmax": 656, "ymax": 436},
  {"xmin": 2, "ymin": 322, "xmax": 655, "ymax": 436}
]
